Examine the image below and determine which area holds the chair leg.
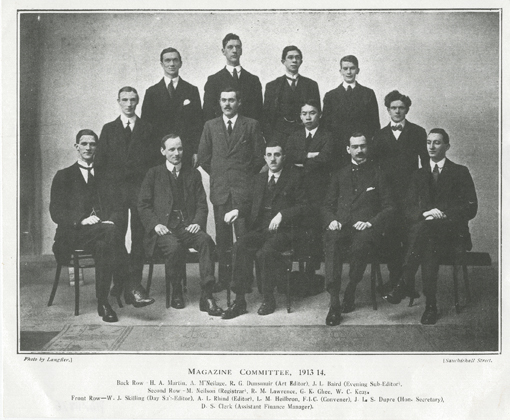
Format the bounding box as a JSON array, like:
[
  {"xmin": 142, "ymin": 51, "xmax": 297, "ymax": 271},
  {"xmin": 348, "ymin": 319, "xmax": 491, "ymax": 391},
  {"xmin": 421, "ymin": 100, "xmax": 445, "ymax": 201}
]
[
  {"xmin": 462, "ymin": 264, "xmax": 471, "ymax": 303},
  {"xmin": 376, "ymin": 264, "xmax": 383, "ymax": 289},
  {"xmin": 166, "ymin": 276, "xmax": 171, "ymax": 309},
  {"xmin": 48, "ymin": 264, "xmax": 62, "ymax": 306},
  {"xmin": 73, "ymin": 254, "xmax": 80, "ymax": 316},
  {"xmin": 147, "ymin": 263, "xmax": 154, "ymax": 294},
  {"xmin": 371, "ymin": 263, "xmax": 377, "ymax": 310},
  {"xmin": 286, "ymin": 259, "xmax": 292, "ymax": 313},
  {"xmin": 453, "ymin": 263, "xmax": 460, "ymax": 314}
]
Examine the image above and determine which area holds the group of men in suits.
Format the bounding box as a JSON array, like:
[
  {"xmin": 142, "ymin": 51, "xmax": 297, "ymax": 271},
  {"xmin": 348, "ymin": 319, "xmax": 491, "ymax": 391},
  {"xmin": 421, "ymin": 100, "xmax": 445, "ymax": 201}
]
[{"xmin": 49, "ymin": 33, "xmax": 477, "ymax": 326}]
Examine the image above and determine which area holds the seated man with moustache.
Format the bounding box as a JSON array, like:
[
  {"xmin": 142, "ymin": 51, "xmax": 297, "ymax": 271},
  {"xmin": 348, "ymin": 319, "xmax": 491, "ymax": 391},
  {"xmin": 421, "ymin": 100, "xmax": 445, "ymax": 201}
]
[
  {"xmin": 321, "ymin": 133, "xmax": 394, "ymax": 326},
  {"xmin": 383, "ymin": 129, "xmax": 477, "ymax": 325},
  {"xmin": 50, "ymin": 129, "xmax": 144, "ymax": 323},
  {"xmin": 221, "ymin": 143, "xmax": 308, "ymax": 319},
  {"xmin": 138, "ymin": 134, "xmax": 223, "ymax": 316}
]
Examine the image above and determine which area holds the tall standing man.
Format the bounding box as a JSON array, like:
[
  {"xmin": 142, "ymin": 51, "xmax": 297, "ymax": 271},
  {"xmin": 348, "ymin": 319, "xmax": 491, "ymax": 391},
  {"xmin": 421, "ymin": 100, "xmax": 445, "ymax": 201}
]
[
  {"xmin": 142, "ymin": 47, "xmax": 204, "ymax": 168},
  {"xmin": 322, "ymin": 55, "xmax": 380, "ymax": 168},
  {"xmin": 384, "ymin": 129, "xmax": 477, "ymax": 325},
  {"xmin": 138, "ymin": 134, "xmax": 223, "ymax": 316},
  {"xmin": 262, "ymin": 46, "xmax": 320, "ymax": 144},
  {"xmin": 198, "ymin": 87, "xmax": 266, "ymax": 291},
  {"xmin": 203, "ymin": 33, "xmax": 263, "ymax": 122},
  {"xmin": 95, "ymin": 87, "xmax": 155, "ymax": 307},
  {"xmin": 50, "ymin": 130, "xmax": 147, "ymax": 322},
  {"xmin": 371, "ymin": 90, "xmax": 428, "ymax": 292},
  {"xmin": 321, "ymin": 133, "xmax": 394, "ymax": 326}
]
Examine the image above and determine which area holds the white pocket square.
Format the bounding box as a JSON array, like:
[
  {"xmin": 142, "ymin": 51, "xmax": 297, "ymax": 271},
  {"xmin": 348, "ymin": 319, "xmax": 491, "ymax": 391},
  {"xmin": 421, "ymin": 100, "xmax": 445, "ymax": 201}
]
[
  {"xmin": 366, "ymin": 187, "xmax": 375, "ymax": 191},
  {"xmin": 183, "ymin": 99, "xmax": 191, "ymax": 106}
]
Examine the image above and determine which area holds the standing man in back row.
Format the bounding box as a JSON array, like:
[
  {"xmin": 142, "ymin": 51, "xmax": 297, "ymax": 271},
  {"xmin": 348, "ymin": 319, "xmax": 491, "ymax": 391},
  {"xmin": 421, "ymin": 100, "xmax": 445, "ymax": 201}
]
[
  {"xmin": 262, "ymin": 45, "xmax": 320, "ymax": 144},
  {"xmin": 142, "ymin": 47, "xmax": 204, "ymax": 168},
  {"xmin": 203, "ymin": 33, "xmax": 263, "ymax": 122},
  {"xmin": 322, "ymin": 55, "xmax": 380, "ymax": 168}
]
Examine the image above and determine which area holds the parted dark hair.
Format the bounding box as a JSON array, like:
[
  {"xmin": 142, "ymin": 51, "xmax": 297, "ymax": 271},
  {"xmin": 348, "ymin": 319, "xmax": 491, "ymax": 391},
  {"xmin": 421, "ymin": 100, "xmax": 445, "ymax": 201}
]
[
  {"xmin": 281, "ymin": 45, "xmax": 302, "ymax": 60},
  {"xmin": 429, "ymin": 128, "xmax": 450, "ymax": 144},
  {"xmin": 300, "ymin": 98, "xmax": 321, "ymax": 113},
  {"xmin": 75, "ymin": 129, "xmax": 98, "ymax": 144},
  {"xmin": 222, "ymin": 33, "xmax": 241, "ymax": 48},
  {"xmin": 220, "ymin": 86, "xmax": 241, "ymax": 101},
  {"xmin": 348, "ymin": 132, "xmax": 368, "ymax": 145},
  {"xmin": 340, "ymin": 55, "xmax": 359, "ymax": 68},
  {"xmin": 384, "ymin": 90, "xmax": 412, "ymax": 109},
  {"xmin": 160, "ymin": 133, "xmax": 181, "ymax": 149},
  {"xmin": 117, "ymin": 86, "xmax": 139, "ymax": 101},
  {"xmin": 265, "ymin": 141, "xmax": 286, "ymax": 155},
  {"xmin": 160, "ymin": 47, "xmax": 182, "ymax": 63}
]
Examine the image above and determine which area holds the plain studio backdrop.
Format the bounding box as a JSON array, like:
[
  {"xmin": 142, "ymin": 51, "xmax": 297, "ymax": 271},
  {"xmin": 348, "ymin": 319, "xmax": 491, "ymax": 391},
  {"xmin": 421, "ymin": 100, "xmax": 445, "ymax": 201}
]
[{"xmin": 19, "ymin": 11, "xmax": 499, "ymax": 260}]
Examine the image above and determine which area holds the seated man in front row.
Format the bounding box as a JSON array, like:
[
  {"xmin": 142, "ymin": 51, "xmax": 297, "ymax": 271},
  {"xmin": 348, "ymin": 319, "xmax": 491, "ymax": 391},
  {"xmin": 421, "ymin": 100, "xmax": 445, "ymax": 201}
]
[
  {"xmin": 50, "ymin": 129, "xmax": 154, "ymax": 323},
  {"xmin": 321, "ymin": 133, "xmax": 394, "ymax": 326},
  {"xmin": 138, "ymin": 134, "xmax": 223, "ymax": 316},
  {"xmin": 383, "ymin": 128, "xmax": 477, "ymax": 325},
  {"xmin": 221, "ymin": 143, "xmax": 308, "ymax": 319}
]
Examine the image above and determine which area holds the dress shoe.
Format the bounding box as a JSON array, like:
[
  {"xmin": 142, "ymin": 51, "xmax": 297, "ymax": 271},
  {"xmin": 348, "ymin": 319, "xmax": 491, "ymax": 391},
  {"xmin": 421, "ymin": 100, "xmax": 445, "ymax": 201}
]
[
  {"xmin": 222, "ymin": 300, "xmax": 248, "ymax": 319},
  {"xmin": 421, "ymin": 304, "xmax": 438, "ymax": 325},
  {"xmin": 170, "ymin": 292, "xmax": 185, "ymax": 309},
  {"xmin": 97, "ymin": 302, "xmax": 118, "ymax": 323},
  {"xmin": 124, "ymin": 287, "xmax": 155, "ymax": 308},
  {"xmin": 257, "ymin": 298, "xmax": 276, "ymax": 316},
  {"xmin": 342, "ymin": 300, "xmax": 355, "ymax": 314},
  {"xmin": 199, "ymin": 295, "xmax": 224, "ymax": 316},
  {"xmin": 325, "ymin": 305, "xmax": 342, "ymax": 326},
  {"xmin": 383, "ymin": 281, "xmax": 408, "ymax": 304}
]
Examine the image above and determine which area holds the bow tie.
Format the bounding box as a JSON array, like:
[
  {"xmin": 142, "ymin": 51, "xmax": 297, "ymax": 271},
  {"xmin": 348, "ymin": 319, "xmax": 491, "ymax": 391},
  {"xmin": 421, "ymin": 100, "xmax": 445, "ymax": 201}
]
[{"xmin": 392, "ymin": 124, "xmax": 403, "ymax": 131}]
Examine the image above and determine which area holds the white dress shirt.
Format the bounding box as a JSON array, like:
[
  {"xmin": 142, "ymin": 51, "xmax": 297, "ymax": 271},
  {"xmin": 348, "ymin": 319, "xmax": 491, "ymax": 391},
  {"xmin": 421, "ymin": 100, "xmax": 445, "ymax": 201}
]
[
  {"xmin": 226, "ymin": 65, "xmax": 242, "ymax": 78},
  {"xmin": 77, "ymin": 160, "xmax": 94, "ymax": 183},
  {"xmin": 390, "ymin": 119, "xmax": 406, "ymax": 140},
  {"xmin": 222, "ymin": 113, "xmax": 239, "ymax": 130},
  {"xmin": 166, "ymin": 160, "xmax": 182, "ymax": 177},
  {"xmin": 164, "ymin": 75, "xmax": 180, "ymax": 90},
  {"xmin": 120, "ymin": 113, "xmax": 137, "ymax": 130},
  {"xmin": 430, "ymin": 158, "xmax": 446, "ymax": 174}
]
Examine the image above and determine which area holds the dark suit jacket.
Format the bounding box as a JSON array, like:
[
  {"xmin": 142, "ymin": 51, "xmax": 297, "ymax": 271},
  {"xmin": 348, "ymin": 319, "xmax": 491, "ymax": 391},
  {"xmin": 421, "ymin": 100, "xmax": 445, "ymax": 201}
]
[
  {"xmin": 137, "ymin": 164, "xmax": 208, "ymax": 257},
  {"xmin": 405, "ymin": 158, "xmax": 477, "ymax": 249},
  {"xmin": 240, "ymin": 165, "xmax": 308, "ymax": 231},
  {"xmin": 286, "ymin": 125, "xmax": 334, "ymax": 205},
  {"xmin": 321, "ymin": 162, "xmax": 394, "ymax": 234},
  {"xmin": 141, "ymin": 77, "xmax": 203, "ymax": 157},
  {"xmin": 371, "ymin": 120, "xmax": 428, "ymax": 201},
  {"xmin": 262, "ymin": 74, "xmax": 320, "ymax": 137},
  {"xmin": 96, "ymin": 116, "xmax": 157, "ymax": 193},
  {"xmin": 49, "ymin": 162, "xmax": 124, "ymax": 264},
  {"xmin": 203, "ymin": 67, "xmax": 263, "ymax": 122},
  {"xmin": 322, "ymin": 83, "xmax": 380, "ymax": 165},
  {"xmin": 197, "ymin": 115, "xmax": 266, "ymax": 207}
]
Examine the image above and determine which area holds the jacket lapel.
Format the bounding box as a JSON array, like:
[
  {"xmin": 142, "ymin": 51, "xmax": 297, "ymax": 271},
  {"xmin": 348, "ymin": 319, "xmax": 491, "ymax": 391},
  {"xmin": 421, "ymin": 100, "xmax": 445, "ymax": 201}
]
[
  {"xmin": 271, "ymin": 166, "xmax": 289, "ymax": 201},
  {"xmin": 436, "ymin": 158, "xmax": 453, "ymax": 199},
  {"xmin": 228, "ymin": 116, "xmax": 247, "ymax": 154},
  {"xmin": 251, "ymin": 174, "xmax": 267, "ymax": 222},
  {"xmin": 351, "ymin": 164, "xmax": 374, "ymax": 203}
]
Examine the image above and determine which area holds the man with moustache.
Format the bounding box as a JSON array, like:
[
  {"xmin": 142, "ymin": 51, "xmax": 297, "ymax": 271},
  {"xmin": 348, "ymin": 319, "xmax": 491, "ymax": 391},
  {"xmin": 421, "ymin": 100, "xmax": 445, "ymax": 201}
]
[
  {"xmin": 262, "ymin": 46, "xmax": 320, "ymax": 144},
  {"xmin": 322, "ymin": 55, "xmax": 380, "ymax": 168},
  {"xmin": 203, "ymin": 33, "xmax": 263, "ymax": 122},
  {"xmin": 50, "ymin": 130, "xmax": 137, "ymax": 322},
  {"xmin": 138, "ymin": 134, "xmax": 222, "ymax": 315},
  {"xmin": 198, "ymin": 87, "xmax": 265, "ymax": 291},
  {"xmin": 371, "ymin": 90, "xmax": 428, "ymax": 293},
  {"xmin": 321, "ymin": 133, "xmax": 394, "ymax": 326},
  {"xmin": 142, "ymin": 47, "xmax": 203, "ymax": 168},
  {"xmin": 95, "ymin": 87, "xmax": 155, "ymax": 308},
  {"xmin": 383, "ymin": 129, "xmax": 477, "ymax": 325},
  {"xmin": 221, "ymin": 143, "xmax": 308, "ymax": 319}
]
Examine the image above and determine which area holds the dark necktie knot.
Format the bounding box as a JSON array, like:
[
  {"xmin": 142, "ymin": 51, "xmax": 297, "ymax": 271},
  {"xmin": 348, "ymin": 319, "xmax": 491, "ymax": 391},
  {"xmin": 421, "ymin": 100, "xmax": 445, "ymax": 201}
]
[
  {"xmin": 305, "ymin": 132, "xmax": 313, "ymax": 151},
  {"xmin": 392, "ymin": 124, "xmax": 403, "ymax": 131},
  {"xmin": 227, "ymin": 120, "xmax": 233, "ymax": 135},
  {"xmin": 171, "ymin": 167, "xmax": 178, "ymax": 179},
  {"xmin": 346, "ymin": 85, "xmax": 353, "ymax": 92},
  {"xmin": 268, "ymin": 175, "xmax": 276, "ymax": 189},
  {"xmin": 168, "ymin": 81, "xmax": 175, "ymax": 98},
  {"xmin": 232, "ymin": 68, "xmax": 239, "ymax": 82},
  {"xmin": 286, "ymin": 76, "xmax": 297, "ymax": 90},
  {"xmin": 432, "ymin": 164, "xmax": 439, "ymax": 183}
]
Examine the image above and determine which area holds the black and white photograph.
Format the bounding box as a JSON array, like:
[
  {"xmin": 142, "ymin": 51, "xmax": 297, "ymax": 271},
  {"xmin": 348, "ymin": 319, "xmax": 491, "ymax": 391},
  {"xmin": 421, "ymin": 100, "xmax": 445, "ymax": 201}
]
[{"xmin": 3, "ymin": 1, "xmax": 507, "ymax": 419}]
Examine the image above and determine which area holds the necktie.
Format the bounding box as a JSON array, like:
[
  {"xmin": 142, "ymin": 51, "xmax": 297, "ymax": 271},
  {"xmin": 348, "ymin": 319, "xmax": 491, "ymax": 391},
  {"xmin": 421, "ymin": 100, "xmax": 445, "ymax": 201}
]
[
  {"xmin": 168, "ymin": 80, "xmax": 175, "ymax": 98},
  {"xmin": 232, "ymin": 68, "xmax": 239, "ymax": 83},
  {"xmin": 78, "ymin": 164, "xmax": 94, "ymax": 184},
  {"xmin": 346, "ymin": 85, "xmax": 353, "ymax": 93},
  {"xmin": 268, "ymin": 175, "xmax": 276, "ymax": 190},
  {"xmin": 171, "ymin": 167, "xmax": 178, "ymax": 180},
  {"xmin": 286, "ymin": 76, "xmax": 297, "ymax": 91},
  {"xmin": 227, "ymin": 120, "xmax": 233, "ymax": 135},
  {"xmin": 305, "ymin": 133, "xmax": 313, "ymax": 151},
  {"xmin": 432, "ymin": 164, "xmax": 439, "ymax": 183},
  {"xmin": 392, "ymin": 124, "xmax": 403, "ymax": 131}
]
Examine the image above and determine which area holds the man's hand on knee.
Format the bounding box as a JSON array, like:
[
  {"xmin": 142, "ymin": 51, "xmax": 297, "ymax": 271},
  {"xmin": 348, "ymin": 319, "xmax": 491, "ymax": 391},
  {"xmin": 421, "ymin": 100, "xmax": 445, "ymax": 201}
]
[
  {"xmin": 328, "ymin": 220, "xmax": 342, "ymax": 231},
  {"xmin": 81, "ymin": 216, "xmax": 101, "ymax": 225},
  {"xmin": 155, "ymin": 224, "xmax": 170, "ymax": 236},
  {"xmin": 353, "ymin": 221, "xmax": 372, "ymax": 231},
  {"xmin": 185, "ymin": 224, "xmax": 201, "ymax": 234}
]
